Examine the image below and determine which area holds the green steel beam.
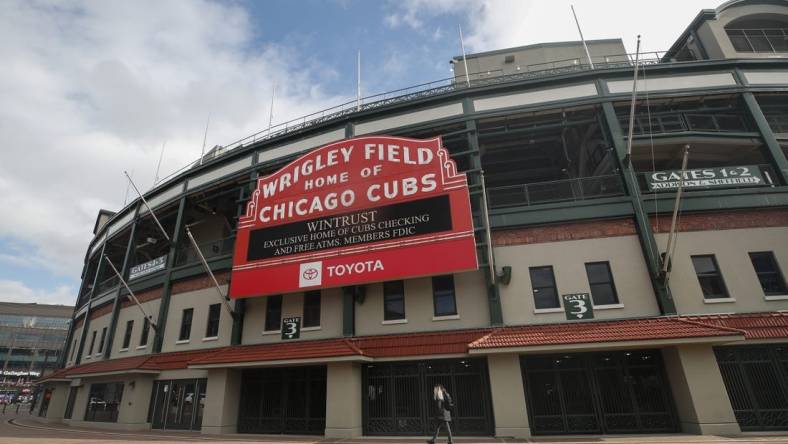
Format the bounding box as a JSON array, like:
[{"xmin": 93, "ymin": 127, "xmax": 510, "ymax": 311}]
[
  {"xmin": 152, "ymin": 195, "xmax": 187, "ymax": 354},
  {"xmin": 600, "ymin": 101, "xmax": 676, "ymax": 315},
  {"xmin": 74, "ymin": 243, "xmax": 107, "ymax": 365},
  {"xmin": 741, "ymin": 92, "xmax": 788, "ymax": 184},
  {"xmin": 342, "ymin": 286, "xmax": 356, "ymax": 337}
]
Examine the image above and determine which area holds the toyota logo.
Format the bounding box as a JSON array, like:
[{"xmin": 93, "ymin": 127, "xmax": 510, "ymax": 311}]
[{"xmin": 302, "ymin": 268, "xmax": 319, "ymax": 280}]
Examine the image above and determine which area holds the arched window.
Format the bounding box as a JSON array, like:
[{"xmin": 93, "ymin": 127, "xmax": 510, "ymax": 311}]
[{"xmin": 725, "ymin": 14, "xmax": 788, "ymax": 53}]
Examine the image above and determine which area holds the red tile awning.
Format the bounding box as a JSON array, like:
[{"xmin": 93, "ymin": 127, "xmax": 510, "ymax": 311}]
[
  {"xmin": 680, "ymin": 312, "xmax": 788, "ymax": 340},
  {"xmin": 354, "ymin": 329, "xmax": 492, "ymax": 358},
  {"xmin": 468, "ymin": 317, "xmax": 744, "ymax": 351},
  {"xmin": 187, "ymin": 338, "xmax": 365, "ymax": 367}
]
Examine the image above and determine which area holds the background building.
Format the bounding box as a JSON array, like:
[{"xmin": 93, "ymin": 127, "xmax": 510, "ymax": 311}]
[
  {"xmin": 36, "ymin": 0, "xmax": 788, "ymax": 437},
  {"xmin": 0, "ymin": 302, "xmax": 72, "ymax": 402}
]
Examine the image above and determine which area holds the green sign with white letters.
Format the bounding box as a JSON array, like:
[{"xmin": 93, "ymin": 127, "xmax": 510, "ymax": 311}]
[{"xmin": 563, "ymin": 293, "xmax": 594, "ymax": 320}]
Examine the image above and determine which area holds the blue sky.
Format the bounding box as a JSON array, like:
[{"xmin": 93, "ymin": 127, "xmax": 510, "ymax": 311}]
[{"xmin": 0, "ymin": 0, "xmax": 714, "ymax": 305}]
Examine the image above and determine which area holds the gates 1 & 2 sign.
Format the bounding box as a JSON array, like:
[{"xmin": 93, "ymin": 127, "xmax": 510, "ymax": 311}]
[
  {"xmin": 229, "ymin": 136, "xmax": 478, "ymax": 298},
  {"xmin": 645, "ymin": 165, "xmax": 767, "ymax": 191}
]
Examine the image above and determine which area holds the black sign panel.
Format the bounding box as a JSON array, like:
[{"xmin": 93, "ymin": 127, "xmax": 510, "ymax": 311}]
[
  {"xmin": 282, "ymin": 317, "xmax": 301, "ymax": 340},
  {"xmin": 562, "ymin": 293, "xmax": 594, "ymax": 320},
  {"xmin": 247, "ymin": 194, "xmax": 452, "ymax": 261}
]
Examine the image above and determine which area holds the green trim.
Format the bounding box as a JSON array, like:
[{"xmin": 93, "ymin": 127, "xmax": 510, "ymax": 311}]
[
  {"xmin": 601, "ymin": 101, "xmax": 676, "ymax": 315},
  {"xmin": 742, "ymin": 92, "xmax": 788, "ymax": 184},
  {"xmin": 490, "ymin": 197, "xmax": 634, "ymax": 227},
  {"xmin": 75, "ymin": 243, "xmax": 107, "ymax": 365},
  {"xmin": 153, "ymin": 196, "xmax": 187, "ymax": 354}
]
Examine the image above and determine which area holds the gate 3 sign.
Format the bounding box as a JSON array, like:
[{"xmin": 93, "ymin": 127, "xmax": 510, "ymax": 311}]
[{"xmin": 229, "ymin": 136, "xmax": 478, "ymax": 298}]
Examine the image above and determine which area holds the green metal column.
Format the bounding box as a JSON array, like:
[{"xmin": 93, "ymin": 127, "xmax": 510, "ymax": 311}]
[
  {"xmin": 742, "ymin": 92, "xmax": 788, "ymax": 184},
  {"xmin": 75, "ymin": 243, "xmax": 107, "ymax": 365},
  {"xmin": 600, "ymin": 101, "xmax": 676, "ymax": 315},
  {"xmin": 342, "ymin": 286, "xmax": 356, "ymax": 337},
  {"xmin": 462, "ymin": 102, "xmax": 503, "ymax": 326},
  {"xmin": 102, "ymin": 204, "xmax": 141, "ymax": 359},
  {"xmin": 152, "ymin": 195, "xmax": 188, "ymax": 353}
]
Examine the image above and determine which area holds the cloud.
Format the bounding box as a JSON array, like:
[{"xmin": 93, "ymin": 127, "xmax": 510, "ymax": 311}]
[
  {"xmin": 0, "ymin": 280, "xmax": 76, "ymax": 306},
  {"xmin": 386, "ymin": 0, "xmax": 714, "ymax": 54},
  {"xmin": 0, "ymin": 0, "xmax": 349, "ymax": 294}
]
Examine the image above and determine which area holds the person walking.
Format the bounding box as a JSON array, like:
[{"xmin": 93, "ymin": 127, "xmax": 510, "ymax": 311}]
[{"xmin": 427, "ymin": 384, "xmax": 454, "ymax": 444}]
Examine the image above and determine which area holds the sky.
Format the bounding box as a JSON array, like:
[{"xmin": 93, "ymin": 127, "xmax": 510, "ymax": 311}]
[{"xmin": 0, "ymin": 0, "xmax": 716, "ymax": 306}]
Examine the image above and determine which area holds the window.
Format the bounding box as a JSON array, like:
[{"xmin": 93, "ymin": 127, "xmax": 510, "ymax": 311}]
[
  {"xmin": 749, "ymin": 252, "xmax": 787, "ymax": 296},
  {"xmin": 585, "ymin": 262, "xmax": 619, "ymax": 306},
  {"xmin": 64, "ymin": 387, "xmax": 78, "ymax": 419},
  {"xmin": 303, "ymin": 291, "xmax": 321, "ymax": 328},
  {"xmin": 139, "ymin": 317, "xmax": 150, "ymax": 347},
  {"xmin": 179, "ymin": 308, "xmax": 193, "ymax": 341},
  {"xmin": 432, "ymin": 275, "xmax": 457, "ymax": 317},
  {"xmin": 84, "ymin": 382, "xmax": 124, "ymax": 422},
  {"xmin": 264, "ymin": 295, "xmax": 283, "ymax": 331},
  {"xmin": 383, "ymin": 280, "xmax": 406, "ymax": 321},
  {"xmin": 122, "ymin": 320, "xmax": 133, "ymax": 349},
  {"xmin": 691, "ymin": 255, "xmax": 729, "ymax": 299},
  {"xmin": 529, "ymin": 266, "xmax": 560, "ymax": 309},
  {"xmin": 69, "ymin": 339, "xmax": 77, "ymax": 362},
  {"xmin": 205, "ymin": 304, "xmax": 220, "ymax": 338},
  {"xmin": 87, "ymin": 330, "xmax": 97, "ymax": 355},
  {"xmin": 97, "ymin": 327, "xmax": 107, "ymax": 354}
]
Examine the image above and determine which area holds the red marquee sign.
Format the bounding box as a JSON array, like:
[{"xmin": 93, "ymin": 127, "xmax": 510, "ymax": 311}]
[{"xmin": 229, "ymin": 135, "xmax": 478, "ymax": 299}]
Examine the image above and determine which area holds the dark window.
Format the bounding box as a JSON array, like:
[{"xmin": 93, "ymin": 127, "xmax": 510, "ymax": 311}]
[
  {"xmin": 64, "ymin": 387, "xmax": 78, "ymax": 419},
  {"xmin": 97, "ymin": 327, "xmax": 107, "ymax": 354},
  {"xmin": 87, "ymin": 330, "xmax": 97, "ymax": 356},
  {"xmin": 140, "ymin": 317, "xmax": 150, "ymax": 347},
  {"xmin": 691, "ymin": 255, "xmax": 729, "ymax": 299},
  {"xmin": 205, "ymin": 304, "xmax": 220, "ymax": 338},
  {"xmin": 432, "ymin": 275, "xmax": 457, "ymax": 317},
  {"xmin": 383, "ymin": 280, "xmax": 406, "ymax": 321},
  {"xmin": 749, "ymin": 251, "xmax": 788, "ymax": 296},
  {"xmin": 122, "ymin": 320, "xmax": 134, "ymax": 349},
  {"xmin": 585, "ymin": 262, "xmax": 619, "ymax": 306},
  {"xmin": 179, "ymin": 308, "xmax": 193, "ymax": 341},
  {"xmin": 529, "ymin": 266, "xmax": 560, "ymax": 309},
  {"xmin": 69, "ymin": 339, "xmax": 76, "ymax": 362},
  {"xmin": 84, "ymin": 382, "xmax": 124, "ymax": 422},
  {"xmin": 264, "ymin": 295, "xmax": 283, "ymax": 331},
  {"xmin": 303, "ymin": 291, "xmax": 321, "ymax": 328}
]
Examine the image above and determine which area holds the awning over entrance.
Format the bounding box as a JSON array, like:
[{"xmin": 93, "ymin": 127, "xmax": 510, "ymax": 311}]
[
  {"xmin": 468, "ymin": 317, "xmax": 745, "ymax": 353},
  {"xmin": 38, "ymin": 313, "xmax": 786, "ymax": 381}
]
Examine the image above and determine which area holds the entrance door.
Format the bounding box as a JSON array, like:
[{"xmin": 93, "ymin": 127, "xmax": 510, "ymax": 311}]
[
  {"xmin": 522, "ymin": 350, "xmax": 677, "ymax": 435},
  {"xmin": 238, "ymin": 366, "xmax": 326, "ymax": 434},
  {"xmin": 715, "ymin": 345, "xmax": 788, "ymax": 431},
  {"xmin": 150, "ymin": 379, "xmax": 206, "ymax": 431},
  {"xmin": 363, "ymin": 358, "xmax": 494, "ymax": 436}
]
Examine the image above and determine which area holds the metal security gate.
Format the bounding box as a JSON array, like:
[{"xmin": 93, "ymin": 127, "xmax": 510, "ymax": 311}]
[
  {"xmin": 522, "ymin": 350, "xmax": 678, "ymax": 435},
  {"xmin": 363, "ymin": 358, "xmax": 493, "ymax": 436},
  {"xmin": 715, "ymin": 345, "xmax": 788, "ymax": 431},
  {"xmin": 237, "ymin": 366, "xmax": 326, "ymax": 434}
]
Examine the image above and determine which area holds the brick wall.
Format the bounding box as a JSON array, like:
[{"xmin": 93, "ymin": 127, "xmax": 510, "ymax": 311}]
[
  {"xmin": 651, "ymin": 208, "xmax": 788, "ymax": 233},
  {"xmin": 493, "ymin": 218, "xmax": 637, "ymax": 246},
  {"xmin": 89, "ymin": 303, "xmax": 113, "ymax": 320},
  {"xmin": 171, "ymin": 271, "xmax": 230, "ymax": 296},
  {"xmin": 120, "ymin": 286, "xmax": 163, "ymax": 309}
]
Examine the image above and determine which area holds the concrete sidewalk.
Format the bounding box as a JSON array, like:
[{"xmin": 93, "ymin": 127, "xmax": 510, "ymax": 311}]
[{"xmin": 2, "ymin": 412, "xmax": 788, "ymax": 444}]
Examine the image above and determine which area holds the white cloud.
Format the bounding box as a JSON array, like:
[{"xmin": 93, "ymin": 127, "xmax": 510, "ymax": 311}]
[
  {"xmin": 0, "ymin": 280, "xmax": 76, "ymax": 306},
  {"xmin": 387, "ymin": 0, "xmax": 715, "ymax": 55},
  {"xmin": 0, "ymin": 0, "xmax": 349, "ymax": 287}
]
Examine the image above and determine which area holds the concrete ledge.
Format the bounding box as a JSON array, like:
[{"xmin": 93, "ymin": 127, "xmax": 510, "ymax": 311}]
[
  {"xmin": 201, "ymin": 424, "xmax": 237, "ymax": 434},
  {"xmin": 65, "ymin": 419, "xmax": 152, "ymax": 431},
  {"xmin": 680, "ymin": 420, "xmax": 741, "ymax": 436},
  {"xmin": 495, "ymin": 427, "xmax": 531, "ymax": 439},
  {"xmin": 325, "ymin": 426, "xmax": 363, "ymax": 438}
]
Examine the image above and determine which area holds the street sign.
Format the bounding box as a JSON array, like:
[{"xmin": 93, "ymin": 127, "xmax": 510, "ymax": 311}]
[
  {"xmin": 645, "ymin": 165, "xmax": 767, "ymax": 192},
  {"xmin": 281, "ymin": 317, "xmax": 301, "ymax": 340},
  {"xmin": 563, "ymin": 293, "xmax": 594, "ymax": 320}
]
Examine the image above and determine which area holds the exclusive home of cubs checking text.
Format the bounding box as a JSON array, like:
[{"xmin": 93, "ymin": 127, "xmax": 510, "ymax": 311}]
[{"xmin": 34, "ymin": 0, "xmax": 788, "ymax": 438}]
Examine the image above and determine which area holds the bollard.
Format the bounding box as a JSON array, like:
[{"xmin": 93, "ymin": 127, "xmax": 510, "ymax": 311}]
[
  {"xmin": 2, "ymin": 403, "xmax": 6, "ymax": 414},
  {"xmin": 16, "ymin": 403, "xmax": 20, "ymax": 414}
]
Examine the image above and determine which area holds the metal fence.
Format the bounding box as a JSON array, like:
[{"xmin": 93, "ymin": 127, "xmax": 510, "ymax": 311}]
[
  {"xmin": 487, "ymin": 175, "xmax": 626, "ymax": 208},
  {"xmin": 153, "ymin": 51, "xmax": 668, "ymax": 187}
]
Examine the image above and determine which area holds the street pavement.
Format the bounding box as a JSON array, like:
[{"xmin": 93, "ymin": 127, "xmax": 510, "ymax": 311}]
[{"xmin": 2, "ymin": 411, "xmax": 788, "ymax": 444}]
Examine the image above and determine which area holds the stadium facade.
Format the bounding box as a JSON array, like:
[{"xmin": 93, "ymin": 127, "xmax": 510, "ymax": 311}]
[{"xmin": 36, "ymin": 0, "xmax": 788, "ymax": 437}]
